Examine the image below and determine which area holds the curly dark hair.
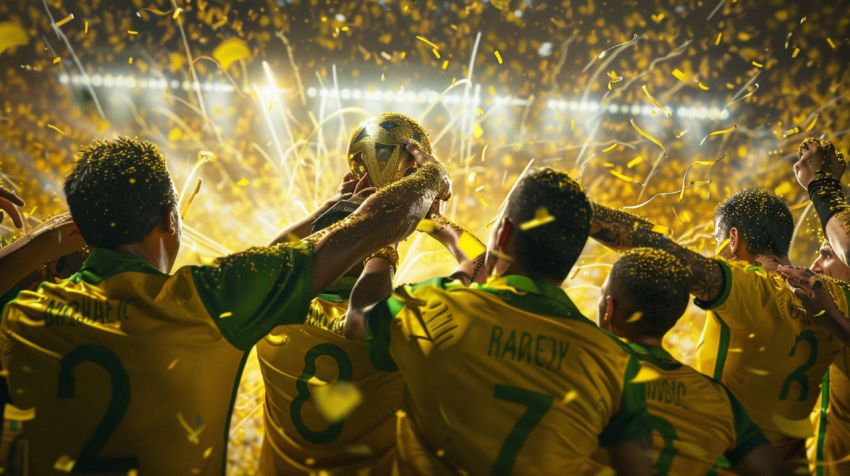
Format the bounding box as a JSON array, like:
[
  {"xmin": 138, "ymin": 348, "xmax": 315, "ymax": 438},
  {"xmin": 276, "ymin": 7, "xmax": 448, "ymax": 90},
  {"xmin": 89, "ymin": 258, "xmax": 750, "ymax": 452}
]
[
  {"xmin": 714, "ymin": 189, "xmax": 794, "ymax": 257},
  {"xmin": 506, "ymin": 167, "xmax": 592, "ymax": 281},
  {"xmin": 610, "ymin": 248, "xmax": 690, "ymax": 338},
  {"xmin": 64, "ymin": 137, "xmax": 177, "ymax": 249}
]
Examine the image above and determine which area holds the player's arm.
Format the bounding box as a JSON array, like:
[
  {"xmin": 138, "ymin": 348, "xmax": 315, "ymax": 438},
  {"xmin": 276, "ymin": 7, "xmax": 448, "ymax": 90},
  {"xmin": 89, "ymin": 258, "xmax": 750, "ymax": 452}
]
[
  {"xmin": 794, "ymin": 139, "xmax": 850, "ymax": 267},
  {"xmin": 605, "ymin": 439, "xmax": 652, "ymax": 476},
  {"xmin": 0, "ymin": 214, "xmax": 85, "ymax": 297},
  {"xmin": 722, "ymin": 386, "xmax": 793, "ymax": 476},
  {"xmin": 421, "ymin": 216, "xmax": 486, "ymax": 285},
  {"xmin": 589, "ymin": 202, "xmax": 726, "ymax": 302},
  {"xmin": 781, "ymin": 265, "xmax": 850, "ymax": 346},
  {"xmin": 310, "ymin": 141, "xmax": 451, "ymax": 296},
  {"xmin": 268, "ymin": 173, "xmax": 360, "ymax": 245},
  {"xmin": 344, "ymin": 253, "xmax": 395, "ymax": 341},
  {"xmin": 0, "ymin": 185, "xmax": 25, "ymax": 229},
  {"xmin": 730, "ymin": 445, "xmax": 793, "ymax": 476}
]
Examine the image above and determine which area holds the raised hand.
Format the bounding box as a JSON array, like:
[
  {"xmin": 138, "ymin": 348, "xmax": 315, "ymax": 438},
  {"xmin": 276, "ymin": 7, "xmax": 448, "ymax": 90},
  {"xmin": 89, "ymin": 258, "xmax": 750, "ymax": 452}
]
[
  {"xmin": 794, "ymin": 138, "xmax": 846, "ymax": 190},
  {"xmin": 0, "ymin": 185, "xmax": 25, "ymax": 229},
  {"xmin": 404, "ymin": 140, "xmax": 452, "ymax": 201}
]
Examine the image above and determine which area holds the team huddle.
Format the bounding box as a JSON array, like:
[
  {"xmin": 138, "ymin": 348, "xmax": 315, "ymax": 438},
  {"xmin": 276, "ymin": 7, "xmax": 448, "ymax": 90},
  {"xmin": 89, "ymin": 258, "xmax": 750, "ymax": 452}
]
[{"xmin": 0, "ymin": 113, "xmax": 849, "ymax": 475}]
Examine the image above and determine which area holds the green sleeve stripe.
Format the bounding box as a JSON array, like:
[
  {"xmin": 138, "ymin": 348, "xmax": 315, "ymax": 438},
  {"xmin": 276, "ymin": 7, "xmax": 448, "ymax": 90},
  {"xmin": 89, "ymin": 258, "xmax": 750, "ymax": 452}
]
[
  {"xmin": 712, "ymin": 312, "xmax": 731, "ymax": 381},
  {"xmin": 598, "ymin": 352, "xmax": 652, "ymax": 446},
  {"xmin": 816, "ymin": 371, "xmax": 830, "ymax": 476},
  {"xmin": 365, "ymin": 300, "xmax": 398, "ymax": 372},
  {"xmin": 386, "ymin": 296, "xmax": 404, "ymax": 318},
  {"xmin": 695, "ymin": 261, "xmax": 732, "ymax": 310},
  {"xmin": 722, "ymin": 385, "xmax": 770, "ymax": 465}
]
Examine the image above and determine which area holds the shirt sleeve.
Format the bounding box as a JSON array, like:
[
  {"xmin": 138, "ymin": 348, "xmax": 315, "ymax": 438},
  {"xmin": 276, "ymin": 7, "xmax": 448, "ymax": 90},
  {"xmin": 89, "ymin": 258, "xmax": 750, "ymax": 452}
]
[
  {"xmin": 191, "ymin": 242, "xmax": 315, "ymax": 351},
  {"xmin": 694, "ymin": 260, "xmax": 784, "ymax": 330},
  {"xmin": 366, "ymin": 277, "xmax": 452, "ymax": 372},
  {"xmin": 598, "ymin": 349, "xmax": 653, "ymax": 447},
  {"xmin": 722, "ymin": 385, "xmax": 770, "ymax": 465}
]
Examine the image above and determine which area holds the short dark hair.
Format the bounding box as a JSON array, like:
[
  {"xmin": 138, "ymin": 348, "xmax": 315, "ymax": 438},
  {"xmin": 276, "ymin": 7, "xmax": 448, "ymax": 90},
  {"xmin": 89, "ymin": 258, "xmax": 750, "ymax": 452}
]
[
  {"xmin": 64, "ymin": 138, "xmax": 177, "ymax": 249},
  {"xmin": 610, "ymin": 248, "xmax": 690, "ymax": 338},
  {"xmin": 506, "ymin": 168, "xmax": 591, "ymax": 280},
  {"xmin": 714, "ymin": 189, "xmax": 794, "ymax": 257}
]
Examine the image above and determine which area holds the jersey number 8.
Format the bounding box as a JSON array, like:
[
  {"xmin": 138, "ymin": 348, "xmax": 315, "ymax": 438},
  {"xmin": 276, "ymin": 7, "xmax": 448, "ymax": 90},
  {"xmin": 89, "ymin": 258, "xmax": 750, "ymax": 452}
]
[{"xmin": 291, "ymin": 343, "xmax": 354, "ymax": 444}]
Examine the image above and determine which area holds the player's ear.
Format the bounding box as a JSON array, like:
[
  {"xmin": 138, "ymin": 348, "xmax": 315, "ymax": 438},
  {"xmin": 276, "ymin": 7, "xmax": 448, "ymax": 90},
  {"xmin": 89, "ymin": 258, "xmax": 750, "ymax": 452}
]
[
  {"xmin": 729, "ymin": 228, "xmax": 740, "ymax": 254},
  {"xmin": 497, "ymin": 218, "xmax": 512, "ymax": 248},
  {"xmin": 604, "ymin": 295, "xmax": 615, "ymax": 326}
]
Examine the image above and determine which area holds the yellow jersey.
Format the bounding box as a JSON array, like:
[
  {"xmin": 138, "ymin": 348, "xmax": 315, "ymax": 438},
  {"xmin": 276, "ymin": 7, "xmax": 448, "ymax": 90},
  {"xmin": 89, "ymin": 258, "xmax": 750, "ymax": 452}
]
[
  {"xmin": 256, "ymin": 278, "xmax": 404, "ymax": 475},
  {"xmin": 695, "ymin": 260, "xmax": 848, "ymax": 462},
  {"xmin": 366, "ymin": 275, "xmax": 651, "ymax": 476},
  {"xmin": 808, "ymin": 282, "xmax": 850, "ymax": 476},
  {"xmin": 629, "ymin": 343, "xmax": 768, "ymax": 475},
  {"xmin": 0, "ymin": 245, "xmax": 315, "ymax": 475}
]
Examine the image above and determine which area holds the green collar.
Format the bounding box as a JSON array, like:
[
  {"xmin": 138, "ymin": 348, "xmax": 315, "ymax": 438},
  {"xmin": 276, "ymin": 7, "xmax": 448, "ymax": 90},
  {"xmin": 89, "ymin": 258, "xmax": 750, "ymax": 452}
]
[
  {"xmin": 469, "ymin": 275, "xmax": 589, "ymax": 322},
  {"xmin": 630, "ymin": 343, "xmax": 683, "ymax": 370},
  {"xmin": 76, "ymin": 248, "xmax": 166, "ymax": 285},
  {"xmin": 318, "ymin": 276, "xmax": 357, "ymax": 303}
]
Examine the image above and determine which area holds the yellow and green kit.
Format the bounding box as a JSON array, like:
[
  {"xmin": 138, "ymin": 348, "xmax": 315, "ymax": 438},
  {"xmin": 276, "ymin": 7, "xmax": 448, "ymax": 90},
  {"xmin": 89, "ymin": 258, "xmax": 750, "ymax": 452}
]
[
  {"xmin": 0, "ymin": 245, "xmax": 314, "ymax": 475},
  {"xmin": 256, "ymin": 278, "xmax": 404, "ymax": 475},
  {"xmin": 366, "ymin": 275, "xmax": 651, "ymax": 476}
]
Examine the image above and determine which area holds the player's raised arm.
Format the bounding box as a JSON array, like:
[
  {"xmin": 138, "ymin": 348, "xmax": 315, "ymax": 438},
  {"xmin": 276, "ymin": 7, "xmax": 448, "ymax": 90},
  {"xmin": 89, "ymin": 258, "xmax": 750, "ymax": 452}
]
[
  {"xmin": 589, "ymin": 202, "xmax": 727, "ymax": 303},
  {"xmin": 0, "ymin": 184, "xmax": 25, "ymax": 229},
  {"xmin": 793, "ymin": 138, "xmax": 850, "ymax": 267},
  {"xmin": 419, "ymin": 215, "xmax": 486, "ymax": 285},
  {"xmin": 310, "ymin": 141, "xmax": 451, "ymax": 297}
]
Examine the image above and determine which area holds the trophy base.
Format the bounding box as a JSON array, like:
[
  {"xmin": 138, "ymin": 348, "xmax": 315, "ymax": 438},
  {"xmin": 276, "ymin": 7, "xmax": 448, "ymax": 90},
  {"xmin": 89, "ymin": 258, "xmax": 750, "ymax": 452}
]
[{"xmin": 311, "ymin": 197, "xmax": 366, "ymax": 233}]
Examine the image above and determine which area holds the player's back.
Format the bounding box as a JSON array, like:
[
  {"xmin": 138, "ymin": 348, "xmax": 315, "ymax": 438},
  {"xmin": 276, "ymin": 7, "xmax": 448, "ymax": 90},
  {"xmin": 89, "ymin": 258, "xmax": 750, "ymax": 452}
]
[
  {"xmin": 0, "ymin": 245, "xmax": 315, "ymax": 475},
  {"xmin": 695, "ymin": 261, "xmax": 846, "ymax": 461},
  {"xmin": 367, "ymin": 276, "xmax": 649, "ymax": 476},
  {"xmin": 632, "ymin": 344, "xmax": 767, "ymax": 476},
  {"xmin": 257, "ymin": 281, "xmax": 404, "ymax": 475},
  {"xmin": 809, "ymin": 343, "xmax": 850, "ymax": 475}
]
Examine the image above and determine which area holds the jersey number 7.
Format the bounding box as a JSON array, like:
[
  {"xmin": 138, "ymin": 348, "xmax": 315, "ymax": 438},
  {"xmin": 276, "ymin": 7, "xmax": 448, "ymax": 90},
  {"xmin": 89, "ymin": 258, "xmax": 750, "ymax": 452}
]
[
  {"xmin": 58, "ymin": 345, "xmax": 138, "ymax": 472},
  {"xmin": 493, "ymin": 384, "xmax": 553, "ymax": 476}
]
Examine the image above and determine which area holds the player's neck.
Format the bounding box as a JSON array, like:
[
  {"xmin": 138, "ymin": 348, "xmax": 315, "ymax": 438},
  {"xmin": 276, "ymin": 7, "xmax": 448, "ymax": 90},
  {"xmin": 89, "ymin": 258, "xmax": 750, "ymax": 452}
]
[
  {"xmin": 631, "ymin": 335, "xmax": 663, "ymax": 349},
  {"xmin": 496, "ymin": 263, "xmax": 563, "ymax": 287},
  {"xmin": 114, "ymin": 237, "xmax": 171, "ymax": 274}
]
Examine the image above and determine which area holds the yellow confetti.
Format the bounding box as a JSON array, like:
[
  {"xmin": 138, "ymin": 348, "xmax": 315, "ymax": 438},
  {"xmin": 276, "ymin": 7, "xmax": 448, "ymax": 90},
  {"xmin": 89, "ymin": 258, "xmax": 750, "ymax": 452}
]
[
  {"xmin": 783, "ymin": 127, "xmax": 800, "ymax": 138},
  {"xmin": 494, "ymin": 51, "xmax": 503, "ymax": 64},
  {"xmin": 699, "ymin": 125, "xmax": 737, "ymax": 145},
  {"xmin": 53, "ymin": 57, "xmax": 61, "ymax": 64},
  {"xmin": 381, "ymin": 74, "xmax": 385, "ymax": 81},
  {"xmin": 720, "ymin": 84, "xmax": 759, "ymax": 116},
  {"xmin": 219, "ymin": 312, "xmax": 233, "ymax": 318},
  {"xmin": 180, "ymin": 178, "xmax": 203, "ymax": 220},
  {"xmin": 772, "ymin": 413, "xmax": 814, "ymax": 438},
  {"xmin": 84, "ymin": 21, "xmax": 88, "ymax": 33},
  {"xmin": 415, "ymin": 36, "xmax": 439, "ymax": 49},
  {"xmin": 128, "ymin": 30, "xmax": 138, "ymax": 35},
  {"xmin": 173, "ymin": 7, "xmax": 183, "ymax": 19},
  {"xmin": 520, "ymin": 206, "xmax": 556, "ymax": 230},
  {"xmin": 672, "ymin": 68, "xmax": 686, "ymax": 81},
  {"xmin": 698, "ymin": 82, "xmax": 710, "ymax": 90},
  {"xmin": 177, "ymin": 412, "xmax": 206, "ymax": 443},
  {"xmin": 827, "ymin": 38, "xmax": 836, "ymax": 49},
  {"xmin": 168, "ymin": 358, "xmax": 179, "ymax": 370},
  {"xmin": 805, "ymin": 114, "xmax": 819, "ymax": 132},
  {"xmin": 602, "ymin": 143, "xmax": 618, "ymax": 152},
  {"xmin": 203, "ymin": 447, "xmax": 213, "ymax": 458},
  {"xmin": 0, "ymin": 22, "xmax": 29, "ymax": 55},
  {"xmin": 4, "ymin": 404, "xmax": 35, "ymax": 421},
  {"xmin": 47, "ymin": 124, "xmax": 65, "ymax": 135},
  {"xmin": 625, "ymin": 312, "xmax": 643, "ymax": 323},
  {"xmin": 610, "ymin": 170, "xmax": 640, "ymax": 184},
  {"xmin": 473, "ymin": 123, "xmax": 484, "ymax": 138},
  {"xmin": 715, "ymin": 33, "xmax": 722, "ymax": 45},
  {"xmin": 641, "ymin": 85, "xmax": 671, "ymax": 116},
  {"xmin": 745, "ymin": 366, "xmax": 769, "ymax": 376},
  {"xmin": 55, "ymin": 14, "xmax": 74, "ymax": 27},
  {"xmin": 481, "ymin": 144, "xmax": 488, "ymax": 162},
  {"xmin": 168, "ymin": 127, "xmax": 183, "ymax": 142},
  {"xmin": 313, "ymin": 381, "xmax": 363, "ymax": 422},
  {"xmin": 432, "ymin": 48, "xmax": 440, "ymax": 59},
  {"xmin": 814, "ymin": 310, "xmax": 826, "ymax": 317},
  {"xmin": 54, "ymin": 455, "xmax": 76, "ymax": 472},
  {"xmin": 129, "ymin": 57, "xmax": 133, "ymax": 64},
  {"xmin": 213, "ymin": 38, "xmax": 252, "ymax": 71},
  {"xmin": 651, "ymin": 224, "xmax": 673, "ymax": 236},
  {"xmin": 562, "ymin": 390, "xmax": 578, "ymax": 404},
  {"xmin": 716, "ymin": 238, "xmax": 732, "ymax": 255},
  {"xmin": 792, "ymin": 48, "xmax": 800, "ymax": 58},
  {"xmin": 268, "ymin": 100, "xmax": 274, "ymax": 111},
  {"xmin": 631, "ymin": 366, "xmax": 661, "ymax": 382},
  {"xmin": 570, "ymin": 119, "xmax": 575, "ymax": 130},
  {"xmin": 752, "ymin": 61, "xmax": 763, "ymax": 68},
  {"xmin": 627, "ymin": 156, "xmax": 643, "ymax": 168},
  {"xmin": 442, "ymin": 60, "xmax": 448, "ymax": 69},
  {"xmin": 480, "ymin": 198, "xmax": 489, "ymax": 207},
  {"xmin": 452, "ymin": 78, "xmax": 456, "ymax": 88},
  {"xmin": 801, "ymin": 16, "xmax": 807, "ymax": 23},
  {"xmin": 651, "ymin": 13, "xmax": 664, "ymax": 23},
  {"xmin": 630, "ymin": 118, "xmax": 668, "ymax": 157},
  {"xmin": 789, "ymin": 200, "xmax": 811, "ymax": 210}
]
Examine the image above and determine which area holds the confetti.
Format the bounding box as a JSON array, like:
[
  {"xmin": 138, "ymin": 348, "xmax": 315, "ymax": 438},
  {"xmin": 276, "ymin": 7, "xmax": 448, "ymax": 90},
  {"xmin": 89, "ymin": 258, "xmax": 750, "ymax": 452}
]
[
  {"xmin": 180, "ymin": 178, "xmax": 202, "ymax": 220},
  {"xmin": 213, "ymin": 38, "xmax": 252, "ymax": 71},
  {"xmin": 627, "ymin": 156, "xmax": 643, "ymax": 168},
  {"xmin": 494, "ymin": 51, "xmax": 502, "ymax": 64},
  {"xmin": 772, "ymin": 413, "xmax": 814, "ymax": 438},
  {"xmin": 55, "ymin": 14, "xmax": 74, "ymax": 27},
  {"xmin": 625, "ymin": 312, "xmax": 643, "ymax": 323},
  {"xmin": 788, "ymin": 200, "xmax": 811, "ymax": 210},
  {"xmin": 698, "ymin": 82, "xmax": 710, "ymax": 90},
  {"xmin": 641, "ymin": 85, "xmax": 671, "ymax": 116},
  {"xmin": 481, "ymin": 144, "xmax": 488, "ymax": 162},
  {"xmin": 630, "ymin": 366, "xmax": 661, "ymax": 382},
  {"xmin": 720, "ymin": 84, "xmax": 759, "ymax": 116},
  {"xmin": 783, "ymin": 127, "xmax": 800, "ymax": 138},
  {"xmin": 0, "ymin": 22, "xmax": 29, "ymax": 55},
  {"xmin": 177, "ymin": 412, "xmax": 206, "ymax": 443},
  {"xmin": 415, "ymin": 36, "xmax": 439, "ymax": 49},
  {"xmin": 47, "ymin": 124, "xmax": 66, "ymax": 135},
  {"xmin": 630, "ymin": 118, "xmax": 668, "ymax": 157},
  {"xmin": 715, "ymin": 33, "xmax": 722, "ymax": 45},
  {"xmin": 128, "ymin": 30, "xmax": 138, "ymax": 35},
  {"xmin": 814, "ymin": 310, "xmax": 826, "ymax": 317},
  {"xmin": 699, "ymin": 125, "xmax": 737, "ymax": 145},
  {"xmin": 672, "ymin": 68, "xmax": 686, "ymax": 81},
  {"xmin": 84, "ymin": 21, "xmax": 88, "ymax": 33},
  {"xmin": 752, "ymin": 61, "xmax": 763, "ymax": 68},
  {"xmin": 827, "ymin": 38, "xmax": 836, "ymax": 49},
  {"xmin": 173, "ymin": 7, "xmax": 183, "ymax": 19},
  {"xmin": 602, "ymin": 143, "xmax": 618, "ymax": 152},
  {"xmin": 805, "ymin": 114, "xmax": 819, "ymax": 132},
  {"xmin": 219, "ymin": 312, "xmax": 233, "ymax": 318},
  {"xmin": 716, "ymin": 238, "xmax": 732, "ymax": 255},
  {"xmin": 792, "ymin": 48, "xmax": 800, "ymax": 58},
  {"xmin": 597, "ymin": 33, "xmax": 638, "ymax": 59},
  {"xmin": 313, "ymin": 381, "xmax": 363, "ymax": 422},
  {"xmin": 128, "ymin": 57, "xmax": 133, "ymax": 64},
  {"xmin": 236, "ymin": 179, "xmax": 249, "ymax": 186},
  {"xmin": 203, "ymin": 447, "xmax": 213, "ymax": 458},
  {"xmin": 520, "ymin": 206, "xmax": 556, "ymax": 230},
  {"xmin": 53, "ymin": 57, "xmax": 61, "ymax": 64},
  {"xmin": 54, "ymin": 455, "xmax": 76, "ymax": 472},
  {"xmin": 432, "ymin": 48, "xmax": 440, "ymax": 59},
  {"xmin": 442, "ymin": 60, "xmax": 448, "ymax": 69},
  {"xmin": 610, "ymin": 170, "xmax": 643, "ymax": 185},
  {"xmin": 570, "ymin": 119, "xmax": 575, "ymax": 130},
  {"xmin": 168, "ymin": 358, "xmax": 179, "ymax": 370}
]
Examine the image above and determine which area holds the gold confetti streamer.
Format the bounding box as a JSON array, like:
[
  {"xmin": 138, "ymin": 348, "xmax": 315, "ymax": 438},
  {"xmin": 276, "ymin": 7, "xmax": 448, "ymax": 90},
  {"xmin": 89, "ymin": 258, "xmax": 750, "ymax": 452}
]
[
  {"xmin": 630, "ymin": 118, "xmax": 668, "ymax": 157},
  {"xmin": 698, "ymin": 82, "xmax": 710, "ymax": 90},
  {"xmin": 699, "ymin": 125, "xmax": 737, "ymax": 145},
  {"xmin": 789, "ymin": 200, "xmax": 811, "ymax": 210},
  {"xmin": 716, "ymin": 238, "xmax": 732, "ymax": 255},
  {"xmin": 84, "ymin": 21, "xmax": 88, "ymax": 33},
  {"xmin": 752, "ymin": 61, "xmax": 763, "ymax": 68},
  {"xmin": 128, "ymin": 30, "xmax": 138, "ymax": 35},
  {"xmin": 805, "ymin": 114, "xmax": 819, "ymax": 132},
  {"xmin": 641, "ymin": 85, "xmax": 671, "ymax": 116},
  {"xmin": 625, "ymin": 312, "xmax": 643, "ymax": 323},
  {"xmin": 494, "ymin": 51, "xmax": 502, "ymax": 64},
  {"xmin": 168, "ymin": 358, "xmax": 179, "ymax": 370},
  {"xmin": 627, "ymin": 156, "xmax": 643, "ymax": 168},
  {"xmin": 47, "ymin": 124, "xmax": 65, "ymax": 135},
  {"xmin": 481, "ymin": 144, "xmax": 488, "ymax": 161},
  {"xmin": 783, "ymin": 127, "xmax": 800, "ymax": 138},
  {"xmin": 720, "ymin": 84, "xmax": 759, "ymax": 116},
  {"xmin": 219, "ymin": 312, "xmax": 232, "ymax": 318},
  {"xmin": 55, "ymin": 14, "xmax": 74, "ymax": 27},
  {"xmin": 415, "ymin": 36, "xmax": 439, "ymax": 49},
  {"xmin": 598, "ymin": 33, "xmax": 638, "ymax": 59},
  {"xmin": 715, "ymin": 33, "xmax": 722, "ymax": 45},
  {"xmin": 827, "ymin": 38, "xmax": 836, "ymax": 49},
  {"xmin": 610, "ymin": 170, "xmax": 643, "ymax": 185},
  {"xmin": 672, "ymin": 68, "xmax": 686, "ymax": 81},
  {"xmin": 792, "ymin": 48, "xmax": 800, "ymax": 58},
  {"xmin": 432, "ymin": 48, "xmax": 440, "ymax": 59},
  {"xmin": 53, "ymin": 57, "xmax": 61, "ymax": 64},
  {"xmin": 602, "ymin": 143, "xmax": 617, "ymax": 152},
  {"xmin": 177, "ymin": 412, "xmax": 206, "ymax": 443},
  {"xmin": 442, "ymin": 60, "xmax": 448, "ymax": 69},
  {"xmin": 520, "ymin": 207, "xmax": 556, "ymax": 230},
  {"xmin": 180, "ymin": 178, "xmax": 202, "ymax": 220},
  {"xmin": 173, "ymin": 7, "xmax": 183, "ymax": 19},
  {"xmin": 236, "ymin": 179, "xmax": 249, "ymax": 186}
]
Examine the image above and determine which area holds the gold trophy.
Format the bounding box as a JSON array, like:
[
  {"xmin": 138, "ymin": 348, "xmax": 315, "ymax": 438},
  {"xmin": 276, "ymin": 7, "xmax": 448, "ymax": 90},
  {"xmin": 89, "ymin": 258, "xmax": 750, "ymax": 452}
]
[{"xmin": 312, "ymin": 113, "xmax": 432, "ymax": 231}]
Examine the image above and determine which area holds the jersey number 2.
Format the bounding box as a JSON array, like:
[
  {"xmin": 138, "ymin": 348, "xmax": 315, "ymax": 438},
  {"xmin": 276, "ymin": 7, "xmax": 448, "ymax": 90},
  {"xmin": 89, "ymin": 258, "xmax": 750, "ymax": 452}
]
[
  {"xmin": 57, "ymin": 345, "xmax": 137, "ymax": 472},
  {"xmin": 493, "ymin": 384, "xmax": 553, "ymax": 476},
  {"xmin": 291, "ymin": 343, "xmax": 353, "ymax": 444}
]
